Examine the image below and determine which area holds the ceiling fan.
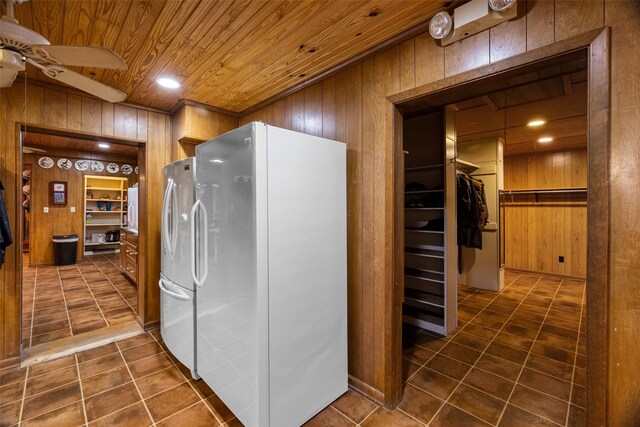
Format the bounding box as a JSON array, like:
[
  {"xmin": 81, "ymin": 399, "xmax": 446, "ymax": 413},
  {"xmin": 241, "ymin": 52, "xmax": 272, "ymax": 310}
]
[{"xmin": 0, "ymin": 0, "xmax": 127, "ymax": 102}]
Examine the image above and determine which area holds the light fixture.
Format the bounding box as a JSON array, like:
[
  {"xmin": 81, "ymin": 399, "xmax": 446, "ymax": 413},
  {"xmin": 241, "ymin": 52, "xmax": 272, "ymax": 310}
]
[
  {"xmin": 210, "ymin": 159, "xmax": 224, "ymax": 164},
  {"xmin": 527, "ymin": 119, "xmax": 546, "ymax": 127},
  {"xmin": 538, "ymin": 137, "xmax": 553, "ymax": 143},
  {"xmin": 429, "ymin": 0, "xmax": 518, "ymax": 46},
  {"xmin": 156, "ymin": 77, "xmax": 181, "ymax": 89},
  {"xmin": 489, "ymin": 0, "xmax": 517, "ymax": 12},
  {"xmin": 98, "ymin": 143, "xmax": 110, "ymax": 149},
  {"xmin": 429, "ymin": 11, "xmax": 453, "ymax": 40}
]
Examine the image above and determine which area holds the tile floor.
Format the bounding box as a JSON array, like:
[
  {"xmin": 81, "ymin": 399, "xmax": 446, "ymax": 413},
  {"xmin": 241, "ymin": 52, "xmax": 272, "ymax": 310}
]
[
  {"xmin": 22, "ymin": 254, "xmax": 138, "ymax": 348},
  {"xmin": 2, "ymin": 270, "xmax": 586, "ymax": 426}
]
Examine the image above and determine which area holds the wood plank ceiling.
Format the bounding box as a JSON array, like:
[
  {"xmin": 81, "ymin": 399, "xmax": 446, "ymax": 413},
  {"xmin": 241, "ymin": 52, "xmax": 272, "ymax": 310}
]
[
  {"xmin": 23, "ymin": 133, "xmax": 138, "ymax": 157},
  {"xmin": 454, "ymin": 60, "xmax": 588, "ymax": 156},
  {"xmin": 12, "ymin": 0, "xmax": 451, "ymax": 112}
]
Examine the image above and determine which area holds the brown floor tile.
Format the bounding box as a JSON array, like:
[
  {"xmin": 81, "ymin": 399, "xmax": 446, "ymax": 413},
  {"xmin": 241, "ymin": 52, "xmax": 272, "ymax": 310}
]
[
  {"xmin": 506, "ymin": 316, "xmax": 542, "ymax": 332},
  {"xmin": 331, "ymin": 390, "xmax": 377, "ymax": 423},
  {"xmin": 121, "ymin": 342, "xmax": 163, "ymax": 364},
  {"xmin": 0, "ymin": 365, "xmax": 27, "ymax": 386},
  {"xmin": 509, "ymin": 384, "xmax": 568, "ymax": 425},
  {"xmin": 0, "ymin": 400, "xmax": 21, "ymax": 426},
  {"xmin": 518, "ymin": 368, "xmax": 572, "ymax": 401},
  {"xmin": 397, "ymin": 384, "xmax": 443, "ymax": 424},
  {"xmin": 0, "ymin": 380, "xmax": 24, "ymax": 404},
  {"xmin": 82, "ymin": 366, "xmax": 132, "ymax": 398},
  {"xmin": 449, "ymin": 384, "xmax": 506, "ymax": 425},
  {"xmin": 128, "ymin": 353, "xmax": 174, "ymax": 379},
  {"xmin": 135, "ymin": 367, "xmax": 185, "ymax": 398},
  {"xmin": 304, "ymin": 406, "xmax": 355, "ymax": 427},
  {"xmin": 359, "ymin": 407, "xmax": 422, "ymax": 427},
  {"xmin": 474, "ymin": 354, "xmax": 522, "ymax": 382},
  {"xmin": 573, "ymin": 367, "xmax": 585, "ymax": 387},
  {"xmin": 536, "ymin": 331, "xmax": 577, "ymax": 352},
  {"xmin": 85, "ymin": 382, "xmax": 141, "ymax": 422},
  {"xmin": 451, "ymin": 332, "xmax": 491, "ymax": 352},
  {"xmin": 145, "ymin": 382, "xmax": 199, "ymax": 422},
  {"xmin": 463, "ymin": 368, "xmax": 515, "ymax": 401},
  {"xmin": 117, "ymin": 333, "xmax": 156, "ymax": 351},
  {"xmin": 402, "ymin": 345, "xmax": 435, "ymax": 365},
  {"xmin": 411, "ymin": 333, "xmax": 447, "ymax": 352},
  {"xmin": 430, "ymin": 403, "xmax": 492, "ymax": 427},
  {"xmin": 189, "ymin": 378, "xmax": 215, "ymax": 399},
  {"xmin": 469, "ymin": 315, "xmax": 506, "ymax": 331},
  {"xmin": 79, "ymin": 353, "xmax": 125, "ymax": 379},
  {"xmin": 571, "ymin": 385, "xmax": 586, "ymax": 408},
  {"xmin": 31, "ymin": 329, "xmax": 73, "ymax": 346},
  {"xmin": 493, "ymin": 331, "xmax": 534, "ymax": 352},
  {"xmin": 204, "ymin": 394, "xmax": 237, "ymax": 423},
  {"xmin": 567, "ymin": 404, "xmax": 586, "ymax": 427},
  {"xmin": 156, "ymin": 402, "xmax": 221, "ymax": 426},
  {"xmin": 501, "ymin": 323, "xmax": 539, "ymax": 340},
  {"xmin": 76, "ymin": 343, "xmax": 119, "ymax": 364},
  {"xmin": 525, "ymin": 354, "xmax": 573, "ymax": 383},
  {"xmin": 531, "ymin": 342, "xmax": 575, "ymax": 365},
  {"xmin": 89, "ymin": 401, "xmax": 152, "ymax": 427},
  {"xmin": 408, "ymin": 368, "xmax": 458, "ymax": 400},
  {"xmin": 21, "ymin": 401, "xmax": 85, "ymax": 427},
  {"xmin": 541, "ymin": 323, "xmax": 579, "ymax": 341},
  {"xmin": 499, "ymin": 404, "xmax": 558, "ymax": 426},
  {"xmin": 426, "ymin": 354, "xmax": 472, "ymax": 381},
  {"xmin": 26, "ymin": 365, "xmax": 78, "ymax": 396},
  {"xmin": 485, "ymin": 342, "xmax": 529, "ymax": 365},
  {"xmin": 439, "ymin": 342, "xmax": 482, "ymax": 365},
  {"xmin": 402, "ymin": 359, "xmax": 421, "ymax": 381},
  {"xmin": 21, "ymin": 381, "xmax": 82, "ymax": 421}
]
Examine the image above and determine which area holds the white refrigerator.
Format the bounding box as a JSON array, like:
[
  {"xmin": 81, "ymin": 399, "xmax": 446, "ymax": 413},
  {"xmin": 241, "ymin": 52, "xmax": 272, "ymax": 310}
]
[
  {"xmin": 194, "ymin": 122, "xmax": 347, "ymax": 427},
  {"xmin": 160, "ymin": 157, "xmax": 200, "ymax": 379}
]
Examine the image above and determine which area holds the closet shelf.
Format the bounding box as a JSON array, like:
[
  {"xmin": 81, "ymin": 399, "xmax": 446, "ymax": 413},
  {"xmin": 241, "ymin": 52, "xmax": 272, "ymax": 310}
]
[
  {"xmin": 405, "ymin": 164, "xmax": 444, "ymax": 172},
  {"xmin": 405, "ymin": 247, "xmax": 445, "ymax": 259},
  {"xmin": 405, "ymin": 268, "xmax": 445, "ymax": 284},
  {"xmin": 405, "ymin": 228, "xmax": 444, "ymax": 234},
  {"xmin": 405, "ymin": 189, "xmax": 444, "ymax": 195},
  {"xmin": 456, "ymin": 159, "xmax": 480, "ymax": 173},
  {"xmin": 501, "ymin": 187, "xmax": 587, "ymax": 195},
  {"xmin": 405, "ymin": 207, "xmax": 444, "ymax": 211}
]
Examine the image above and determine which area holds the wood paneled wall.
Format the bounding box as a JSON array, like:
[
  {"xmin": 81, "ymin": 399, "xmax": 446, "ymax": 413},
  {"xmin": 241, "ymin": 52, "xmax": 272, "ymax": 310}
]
[
  {"xmin": 0, "ymin": 84, "xmax": 171, "ymax": 360},
  {"xmin": 23, "ymin": 147, "xmax": 137, "ymax": 266},
  {"xmin": 241, "ymin": 1, "xmax": 640, "ymax": 420},
  {"xmin": 504, "ymin": 149, "xmax": 587, "ymax": 277},
  {"xmin": 171, "ymin": 104, "xmax": 239, "ymax": 161}
]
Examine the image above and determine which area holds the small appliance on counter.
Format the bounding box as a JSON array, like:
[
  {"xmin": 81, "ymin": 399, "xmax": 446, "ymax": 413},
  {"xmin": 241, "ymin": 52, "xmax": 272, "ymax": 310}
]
[{"xmin": 105, "ymin": 229, "xmax": 120, "ymax": 242}]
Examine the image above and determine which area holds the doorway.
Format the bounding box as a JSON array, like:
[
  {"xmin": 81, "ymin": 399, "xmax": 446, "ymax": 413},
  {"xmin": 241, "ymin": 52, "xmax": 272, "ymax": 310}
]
[
  {"xmin": 20, "ymin": 128, "xmax": 145, "ymax": 353},
  {"xmin": 391, "ymin": 30, "xmax": 609, "ymax": 425}
]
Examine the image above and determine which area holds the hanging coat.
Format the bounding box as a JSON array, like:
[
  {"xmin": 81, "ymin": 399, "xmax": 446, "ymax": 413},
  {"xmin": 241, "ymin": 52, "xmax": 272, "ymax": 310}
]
[
  {"xmin": 457, "ymin": 172, "xmax": 488, "ymax": 249},
  {"xmin": 0, "ymin": 178, "xmax": 13, "ymax": 268}
]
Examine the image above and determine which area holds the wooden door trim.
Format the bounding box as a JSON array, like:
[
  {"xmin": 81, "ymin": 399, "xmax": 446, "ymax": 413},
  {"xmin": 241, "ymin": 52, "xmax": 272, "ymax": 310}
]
[
  {"xmin": 15, "ymin": 124, "xmax": 150, "ymax": 348},
  {"xmin": 387, "ymin": 28, "xmax": 610, "ymax": 424}
]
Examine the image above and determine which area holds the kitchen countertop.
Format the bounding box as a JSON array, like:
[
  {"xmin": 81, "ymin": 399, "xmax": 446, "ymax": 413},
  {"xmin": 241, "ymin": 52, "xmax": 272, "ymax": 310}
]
[{"xmin": 120, "ymin": 226, "xmax": 139, "ymax": 236}]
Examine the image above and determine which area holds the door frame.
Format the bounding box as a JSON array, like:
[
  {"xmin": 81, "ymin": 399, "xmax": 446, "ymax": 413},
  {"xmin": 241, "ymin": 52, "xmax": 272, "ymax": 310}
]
[
  {"xmin": 387, "ymin": 27, "xmax": 610, "ymax": 424},
  {"xmin": 16, "ymin": 123, "xmax": 149, "ymax": 344}
]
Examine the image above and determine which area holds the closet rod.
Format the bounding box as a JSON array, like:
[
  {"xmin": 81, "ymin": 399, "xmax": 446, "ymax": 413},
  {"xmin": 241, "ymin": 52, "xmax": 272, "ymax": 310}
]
[{"xmin": 500, "ymin": 187, "xmax": 587, "ymax": 195}]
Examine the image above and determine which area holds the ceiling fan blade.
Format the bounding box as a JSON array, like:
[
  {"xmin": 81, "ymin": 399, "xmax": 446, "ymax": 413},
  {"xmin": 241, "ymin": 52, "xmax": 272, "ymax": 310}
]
[
  {"xmin": 31, "ymin": 45, "xmax": 127, "ymax": 70},
  {"xmin": 42, "ymin": 66, "xmax": 127, "ymax": 103}
]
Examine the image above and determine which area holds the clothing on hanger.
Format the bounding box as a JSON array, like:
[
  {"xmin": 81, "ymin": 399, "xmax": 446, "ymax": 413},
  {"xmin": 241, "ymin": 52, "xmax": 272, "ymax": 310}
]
[
  {"xmin": 456, "ymin": 172, "xmax": 488, "ymax": 249},
  {"xmin": 0, "ymin": 178, "xmax": 13, "ymax": 269}
]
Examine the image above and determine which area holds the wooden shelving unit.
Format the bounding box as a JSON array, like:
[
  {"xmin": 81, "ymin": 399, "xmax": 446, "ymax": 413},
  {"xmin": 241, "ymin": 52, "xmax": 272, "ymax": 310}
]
[{"xmin": 84, "ymin": 175, "xmax": 128, "ymax": 255}]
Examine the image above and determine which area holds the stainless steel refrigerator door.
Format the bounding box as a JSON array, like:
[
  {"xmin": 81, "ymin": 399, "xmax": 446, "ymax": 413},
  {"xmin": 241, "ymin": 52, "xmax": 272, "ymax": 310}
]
[
  {"xmin": 161, "ymin": 158, "xmax": 197, "ymax": 290},
  {"xmin": 195, "ymin": 123, "xmax": 267, "ymax": 427},
  {"xmin": 159, "ymin": 274, "xmax": 197, "ymax": 377}
]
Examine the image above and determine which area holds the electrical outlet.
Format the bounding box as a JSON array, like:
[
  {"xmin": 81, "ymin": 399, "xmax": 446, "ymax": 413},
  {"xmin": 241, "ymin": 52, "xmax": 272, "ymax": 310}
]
[
  {"xmin": 70, "ymin": 207, "xmax": 76, "ymax": 213},
  {"xmin": 559, "ymin": 256, "xmax": 565, "ymax": 263},
  {"xmin": 44, "ymin": 207, "xmax": 49, "ymax": 213}
]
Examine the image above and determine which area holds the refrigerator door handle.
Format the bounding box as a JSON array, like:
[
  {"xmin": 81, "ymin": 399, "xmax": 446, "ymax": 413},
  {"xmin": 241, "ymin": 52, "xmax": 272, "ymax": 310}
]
[
  {"xmin": 199, "ymin": 201, "xmax": 208, "ymax": 285},
  {"xmin": 159, "ymin": 279, "xmax": 191, "ymax": 301},
  {"xmin": 170, "ymin": 183, "xmax": 179, "ymax": 256},
  {"xmin": 162, "ymin": 179, "xmax": 174, "ymax": 258},
  {"xmin": 190, "ymin": 199, "xmax": 203, "ymax": 287}
]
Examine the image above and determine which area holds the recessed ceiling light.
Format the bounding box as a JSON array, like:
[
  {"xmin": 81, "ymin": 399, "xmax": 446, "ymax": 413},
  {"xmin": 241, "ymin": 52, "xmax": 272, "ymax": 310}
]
[
  {"xmin": 98, "ymin": 143, "xmax": 110, "ymax": 149},
  {"xmin": 538, "ymin": 137, "xmax": 553, "ymax": 143},
  {"xmin": 527, "ymin": 119, "xmax": 546, "ymax": 127},
  {"xmin": 156, "ymin": 77, "xmax": 181, "ymax": 89}
]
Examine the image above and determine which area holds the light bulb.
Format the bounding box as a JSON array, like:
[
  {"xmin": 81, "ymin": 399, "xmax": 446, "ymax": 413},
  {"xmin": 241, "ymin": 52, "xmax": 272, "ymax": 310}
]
[
  {"xmin": 429, "ymin": 11, "xmax": 453, "ymax": 40},
  {"xmin": 488, "ymin": 0, "xmax": 516, "ymax": 12}
]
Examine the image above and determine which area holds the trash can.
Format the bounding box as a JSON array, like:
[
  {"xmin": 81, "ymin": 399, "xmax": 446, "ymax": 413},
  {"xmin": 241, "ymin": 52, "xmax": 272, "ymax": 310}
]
[{"xmin": 52, "ymin": 234, "xmax": 79, "ymax": 266}]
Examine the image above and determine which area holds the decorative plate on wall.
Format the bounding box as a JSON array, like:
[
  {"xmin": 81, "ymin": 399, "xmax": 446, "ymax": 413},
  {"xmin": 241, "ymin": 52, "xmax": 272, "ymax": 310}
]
[
  {"xmin": 106, "ymin": 163, "xmax": 119, "ymax": 174},
  {"xmin": 121, "ymin": 164, "xmax": 133, "ymax": 175},
  {"xmin": 91, "ymin": 161, "xmax": 105, "ymax": 172},
  {"xmin": 75, "ymin": 160, "xmax": 89, "ymax": 171},
  {"xmin": 37, "ymin": 157, "xmax": 54, "ymax": 169},
  {"xmin": 134, "ymin": 166, "xmax": 139, "ymax": 175},
  {"xmin": 57, "ymin": 158, "xmax": 73, "ymax": 170}
]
